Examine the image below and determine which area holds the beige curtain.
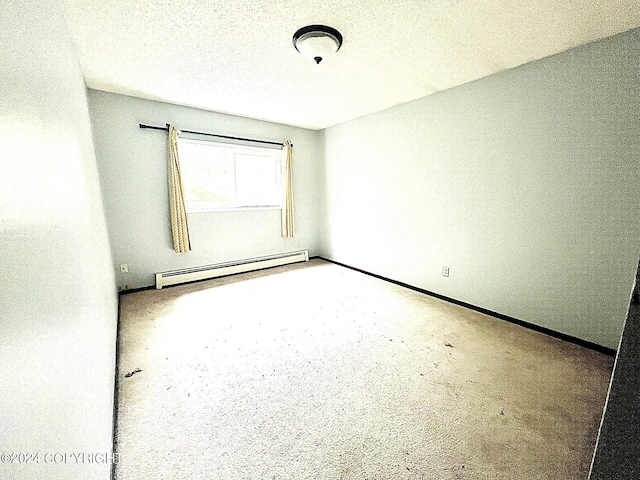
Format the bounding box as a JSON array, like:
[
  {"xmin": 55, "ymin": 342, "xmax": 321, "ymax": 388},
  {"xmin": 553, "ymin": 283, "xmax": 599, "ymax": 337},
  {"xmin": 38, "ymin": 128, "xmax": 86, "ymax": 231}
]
[
  {"xmin": 281, "ymin": 141, "xmax": 295, "ymax": 238},
  {"xmin": 167, "ymin": 125, "xmax": 191, "ymax": 252}
]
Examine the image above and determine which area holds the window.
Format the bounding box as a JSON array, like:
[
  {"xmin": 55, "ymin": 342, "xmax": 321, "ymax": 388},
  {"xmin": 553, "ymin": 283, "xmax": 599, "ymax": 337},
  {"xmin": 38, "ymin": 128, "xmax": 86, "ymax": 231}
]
[{"xmin": 178, "ymin": 138, "xmax": 282, "ymax": 212}]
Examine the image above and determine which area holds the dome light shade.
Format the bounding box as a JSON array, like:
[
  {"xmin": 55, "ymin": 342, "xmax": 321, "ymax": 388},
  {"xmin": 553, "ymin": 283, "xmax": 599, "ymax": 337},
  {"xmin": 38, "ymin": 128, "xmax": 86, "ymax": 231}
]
[{"xmin": 292, "ymin": 25, "xmax": 343, "ymax": 64}]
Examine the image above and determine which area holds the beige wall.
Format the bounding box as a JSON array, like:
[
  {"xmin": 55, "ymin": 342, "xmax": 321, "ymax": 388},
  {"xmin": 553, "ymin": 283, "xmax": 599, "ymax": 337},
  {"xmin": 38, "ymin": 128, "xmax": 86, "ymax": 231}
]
[
  {"xmin": 0, "ymin": 1, "xmax": 118, "ymax": 479},
  {"xmin": 320, "ymin": 28, "xmax": 640, "ymax": 349},
  {"xmin": 88, "ymin": 91, "xmax": 322, "ymax": 290}
]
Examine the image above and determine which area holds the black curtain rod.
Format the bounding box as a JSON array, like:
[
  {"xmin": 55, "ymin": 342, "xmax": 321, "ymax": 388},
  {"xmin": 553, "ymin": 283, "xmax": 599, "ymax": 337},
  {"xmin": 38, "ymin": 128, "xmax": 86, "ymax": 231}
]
[{"xmin": 139, "ymin": 123, "xmax": 291, "ymax": 148}]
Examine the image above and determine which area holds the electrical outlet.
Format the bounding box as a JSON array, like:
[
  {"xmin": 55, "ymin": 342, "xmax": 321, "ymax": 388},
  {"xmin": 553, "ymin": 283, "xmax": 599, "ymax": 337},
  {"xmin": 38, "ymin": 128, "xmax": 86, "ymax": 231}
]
[
  {"xmin": 442, "ymin": 267, "xmax": 450, "ymax": 277},
  {"xmin": 120, "ymin": 264, "xmax": 128, "ymax": 273}
]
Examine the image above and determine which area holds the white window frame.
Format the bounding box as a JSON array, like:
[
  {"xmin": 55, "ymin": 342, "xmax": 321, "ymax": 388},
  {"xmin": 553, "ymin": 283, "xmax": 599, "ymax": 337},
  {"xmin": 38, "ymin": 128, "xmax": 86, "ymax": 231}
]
[{"xmin": 178, "ymin": 138, "xmax": 283, "ymax": 213}]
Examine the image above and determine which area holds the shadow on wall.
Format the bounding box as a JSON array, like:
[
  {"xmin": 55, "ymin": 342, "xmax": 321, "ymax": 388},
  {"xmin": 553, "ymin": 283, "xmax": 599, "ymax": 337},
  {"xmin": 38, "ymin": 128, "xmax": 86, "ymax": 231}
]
[
  {"xmin": 589, "ymin": 257, "xmax": 640, "ymax": 479},
  {"xmin": 632, "ymin": 264, "xmax": 640, "ymax": 305}
]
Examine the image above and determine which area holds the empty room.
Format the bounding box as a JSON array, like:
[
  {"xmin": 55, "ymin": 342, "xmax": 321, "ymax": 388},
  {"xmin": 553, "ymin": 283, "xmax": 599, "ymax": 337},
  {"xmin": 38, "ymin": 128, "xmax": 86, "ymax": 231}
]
[{"xmin": 2, "ymin": 1, "xmax": 639, "ymax": 479}]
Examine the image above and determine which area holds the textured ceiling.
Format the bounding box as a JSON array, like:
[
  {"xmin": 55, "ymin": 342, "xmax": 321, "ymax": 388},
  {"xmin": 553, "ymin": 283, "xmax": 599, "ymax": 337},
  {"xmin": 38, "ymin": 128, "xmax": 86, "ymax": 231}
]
[{"xmin": 60, "ymin": 0, "xmax": 640, "ymax": 130}]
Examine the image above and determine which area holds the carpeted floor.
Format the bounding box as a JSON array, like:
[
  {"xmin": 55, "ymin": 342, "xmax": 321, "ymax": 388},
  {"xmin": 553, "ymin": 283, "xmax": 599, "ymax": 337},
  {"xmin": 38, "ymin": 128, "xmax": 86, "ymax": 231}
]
[{"xmin": 114, "ymin": 259, "xmax": 613, "ymax": 479}]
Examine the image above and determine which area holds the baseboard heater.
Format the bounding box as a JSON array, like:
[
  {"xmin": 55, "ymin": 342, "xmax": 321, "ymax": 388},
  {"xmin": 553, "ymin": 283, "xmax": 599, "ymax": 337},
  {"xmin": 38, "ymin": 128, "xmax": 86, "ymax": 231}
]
[{"xmin": 155, "ymin": 250, "xmax": 309, "ymax": 289}]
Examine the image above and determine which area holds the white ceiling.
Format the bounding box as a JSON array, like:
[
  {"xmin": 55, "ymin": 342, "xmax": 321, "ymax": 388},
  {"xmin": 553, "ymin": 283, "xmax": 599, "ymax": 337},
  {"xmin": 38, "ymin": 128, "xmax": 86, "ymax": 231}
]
[{"xmin": 60, "ymin": 0, "xmax": 639, "ymax": 130}]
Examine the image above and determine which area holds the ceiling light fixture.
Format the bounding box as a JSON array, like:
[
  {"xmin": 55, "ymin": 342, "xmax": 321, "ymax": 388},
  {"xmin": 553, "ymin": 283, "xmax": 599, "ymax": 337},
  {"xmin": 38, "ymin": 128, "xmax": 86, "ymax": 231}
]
[{"xmin": 292, "ymin": 25, "xmax": 343, "ymax": 65}]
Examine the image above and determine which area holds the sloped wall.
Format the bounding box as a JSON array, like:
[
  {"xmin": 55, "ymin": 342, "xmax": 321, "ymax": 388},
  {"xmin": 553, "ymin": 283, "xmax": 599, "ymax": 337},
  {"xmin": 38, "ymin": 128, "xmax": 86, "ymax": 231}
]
[{"xmin": 0, "ymin": 1, "xmax": 118, "ymax": 479}]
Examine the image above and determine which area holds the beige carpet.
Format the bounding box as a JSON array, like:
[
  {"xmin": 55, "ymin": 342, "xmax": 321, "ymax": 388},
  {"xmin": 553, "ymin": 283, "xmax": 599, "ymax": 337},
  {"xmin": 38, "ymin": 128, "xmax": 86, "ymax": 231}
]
[{"xmin": 114, "ymin": 259, "xmax": 613, "ymax": 479}]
